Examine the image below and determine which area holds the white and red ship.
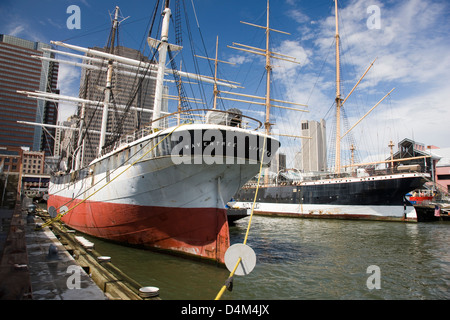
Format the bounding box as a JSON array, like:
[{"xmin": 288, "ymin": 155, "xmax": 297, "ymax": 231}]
[
  {"xmin": 22, "ymin": 2, "xmax": 279, "ymax": 263},
  {"xmin": 49, "ymin": 123, "xmax": 277, "ymax": 263}
]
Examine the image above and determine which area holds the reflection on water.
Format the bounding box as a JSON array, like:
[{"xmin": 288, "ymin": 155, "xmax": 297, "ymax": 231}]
[{"xmin": 85, "ymin": 216, "xmax": 450, "ymax": 300}]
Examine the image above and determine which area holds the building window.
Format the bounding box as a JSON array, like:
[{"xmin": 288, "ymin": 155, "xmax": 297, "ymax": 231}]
[{"xmin": 437, "ymin": 174, "xmax": 450, "ymax": 180}]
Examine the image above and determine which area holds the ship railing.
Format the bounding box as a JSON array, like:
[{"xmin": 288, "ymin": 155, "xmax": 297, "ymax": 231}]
[
  {"xmin": 105, "ymin": 109, "xmax": 263, "ymax": 153},
  {"xmin": 151, "ymin": 109, "xmax": 262, "ymax": 131},
  {"xmin": 241, "ymin": 165, "xmax": 430, "ymax": 188}
]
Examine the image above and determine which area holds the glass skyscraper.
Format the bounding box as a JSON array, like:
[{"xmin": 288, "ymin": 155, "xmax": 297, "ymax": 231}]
[{"xmin": 0, "ymin": 34, "xmax": 59, "ymax": 155}]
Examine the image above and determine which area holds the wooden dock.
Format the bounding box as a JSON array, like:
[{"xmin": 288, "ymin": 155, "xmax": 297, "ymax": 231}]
[{"xmin": 0, "ymin": 198, "xmax": 159, "ymax": 300}]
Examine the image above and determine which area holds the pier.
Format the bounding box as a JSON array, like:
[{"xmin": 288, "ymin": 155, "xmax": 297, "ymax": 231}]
[{"xmin": 0, "ymin": 198, "xmax": 159, "ymax": 300}]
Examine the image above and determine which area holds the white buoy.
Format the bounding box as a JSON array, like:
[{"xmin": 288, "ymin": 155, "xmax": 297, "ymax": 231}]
[
  {"xmin": 224, "ymin": 243, "xmax": 257, "ymax": 276},
  {"xmin": 139, "ymin": 286, "xmax": 159, "ymax": 298}
]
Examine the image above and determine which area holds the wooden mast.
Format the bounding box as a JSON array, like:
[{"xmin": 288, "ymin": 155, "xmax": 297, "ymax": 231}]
[
  {"xmin": 225, "ymin": 0, "xmax": 305, "ymax": 184},
  {"xmin": 332, "ymin": 1, "xmax": 395, "ymax": 174},
  {"xmin": 334, "ymin": 0, "xmax": 342, "ymax": 174},
  {"xmin": 213, "ymin": 36, "xmax": 219, "ymax": 109},
  {"xmin": 195, "ymin": 36, "xmax": 237, "ymax": 109},
  {"xmin": 264, "ymin": 0, "xmax": 272, "ymax": 136},
  {"xmin": 228, "ymin": 0, "xmax": 300, "ymax": 131}
]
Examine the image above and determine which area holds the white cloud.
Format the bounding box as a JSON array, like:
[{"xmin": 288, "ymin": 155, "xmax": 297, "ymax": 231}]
[
  {"xmin": 289, "ymin": 9, "xmax": 310, "ymax": 24},
  {"xmin": 5, "ymin": 19, "xmax": 47, "ymax": 42},
  {"xmin": 8, "ymin": 24, "xmax": 25, "ymax": 37},
  {"xmin": 227, "ymin": 54, "xmax": 252, "ymax": 65}
]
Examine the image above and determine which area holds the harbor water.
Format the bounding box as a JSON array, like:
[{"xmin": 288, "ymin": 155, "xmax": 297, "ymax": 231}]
[{"xmin": 83, "ymin": 216, "xmax": 449, "ymax": 300}]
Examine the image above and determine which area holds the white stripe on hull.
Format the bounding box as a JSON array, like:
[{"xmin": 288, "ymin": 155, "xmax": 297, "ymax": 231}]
[{"xmin": 233, "ymin": 202, "xmax": 417, "ymax": 221}]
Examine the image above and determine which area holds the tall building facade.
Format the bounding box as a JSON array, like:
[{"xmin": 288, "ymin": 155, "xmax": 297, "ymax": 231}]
[
  {"xmin": 0, "ymin": 34, "xmax": 59, "ymax": 155},
  {"xmin": 300, "ymin": 119, "xmax": 327, "ymax": 172},
  {"xmin": 78, "ymin": 46, "xmax": 159, "ymax": 166}
]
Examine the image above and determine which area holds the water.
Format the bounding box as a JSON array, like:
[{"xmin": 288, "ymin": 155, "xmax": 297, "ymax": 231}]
[{"xmin": 84, "ymin": 216, "xmax": 450, "ymax": 300}]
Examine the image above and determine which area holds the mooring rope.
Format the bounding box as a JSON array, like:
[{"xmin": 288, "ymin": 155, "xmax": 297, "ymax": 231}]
[{"xmin": 214, "ymin": 134, "xmax": 267, "ymax": 300}]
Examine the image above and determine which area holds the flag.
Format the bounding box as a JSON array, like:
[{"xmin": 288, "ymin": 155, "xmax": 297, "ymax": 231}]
[{"xmin": 434, "ymin": 205, "xmax": 441, "ymax": 217}]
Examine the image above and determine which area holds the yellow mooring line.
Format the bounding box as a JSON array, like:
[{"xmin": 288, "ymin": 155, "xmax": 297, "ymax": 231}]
[
  {"xmin": 39, "ymin": 123, "xmax": 188, "ymax": 229},
  {"xmin": 214, "ymin": 134, "xmax": 267, "ymax": 300}
]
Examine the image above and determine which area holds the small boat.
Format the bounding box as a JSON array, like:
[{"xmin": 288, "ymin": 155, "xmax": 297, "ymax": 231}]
[{"xmin": 406, "ymin": 189, "xmax": 434, "ymax": 205}]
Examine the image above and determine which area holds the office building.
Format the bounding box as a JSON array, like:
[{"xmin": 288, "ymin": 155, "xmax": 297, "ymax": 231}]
[
  {"xmin": 78, "ymin": 46, "xmax": 159, "ymax": 166},
  {"xmin": 0, "ymin": 34, "xmax": 59, "ymax": 155},
  {"xmin": 300, "ymin": 119, "xmax": 327, "ymax": 172}
]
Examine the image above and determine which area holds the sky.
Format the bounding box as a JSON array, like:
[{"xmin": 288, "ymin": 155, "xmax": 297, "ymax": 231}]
[{"xmin": 1, "ymin": 0, "xmax": 450, "ymax": 168}]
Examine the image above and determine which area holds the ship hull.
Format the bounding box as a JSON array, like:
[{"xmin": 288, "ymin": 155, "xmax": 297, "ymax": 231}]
[
  {"xmin": 48, "ymin": 195, "xmax": 230, "ymax": 261},
  {"xmin": 48, "ymin": 124, "xmax": 279, "ymax": 263},
  {"xmin": 234, "ymin": 173, "xmax": 429, "ymax": 222}
]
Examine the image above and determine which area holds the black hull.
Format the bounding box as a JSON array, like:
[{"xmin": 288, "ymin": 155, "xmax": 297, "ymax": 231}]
[
  {"xmin": 233, "ymin": 173, "xmax": 429, "ymax": 221},
  {"xmin": 226, "ymin": 208, "xmax": 249, "ymax": 224},
  {"xmin": 236, "ymin": 174, "xmax": 426, "ymax": 206}
]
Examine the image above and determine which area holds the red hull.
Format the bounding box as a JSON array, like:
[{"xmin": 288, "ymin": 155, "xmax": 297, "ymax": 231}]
[
  {"xmin": 48, "ymin": 195, "xmax": 230, "ymax": 263},
  {"xmin": 409, "ymin": 196, "xmax": 433, "ymax": 204}
]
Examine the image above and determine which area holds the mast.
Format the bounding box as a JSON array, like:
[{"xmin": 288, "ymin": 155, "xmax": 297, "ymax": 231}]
[
  {"xmin": 195, "ymin": 36, "xmax": 237, "ymax": 110},
  {"xmin": 228, "ymin": 0, "xmax": 301, "ymax": 134},
  {"xmin": 334, "ymin": 0, "xmax": 342, "ymax": 174},
  {"xmin": 226, "ymin": 0, "xmax": 304, "ymax": 185},
  {"xmin": 152, "ymin": 0, "xmax": 172, "ymax": 130},
  {"xmin": 264, "ymin": 0, "xmax": 272, "ymax": 136},
  {"xmin": 213, "ymin": 36, "xmax": 219, "ymax": 109},
  {"xmin": 74, "ymin": 103, "xmax": 86, "ymax": 170},
  {"xmin": 99, "ymin": 6, "xmax": 120, "ymax": 156}
]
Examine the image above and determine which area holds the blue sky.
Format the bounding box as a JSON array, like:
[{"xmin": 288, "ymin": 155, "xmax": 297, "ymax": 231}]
[{"xmin": 1, "ymin": 0, "xmax": 450, "ymax": 167}]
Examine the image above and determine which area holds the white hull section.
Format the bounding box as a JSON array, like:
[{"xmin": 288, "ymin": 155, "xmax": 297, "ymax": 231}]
[
  {"xmin": 50, "ymin": 123, "xmax": 277, "ymax": 211},
  {"xmin": 51, "ymin": 158, "xmax": 258, "ymax": 210},
  {"xmin": 233, "ymin": 202, "xmax": 417, "ymax": 221}
]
